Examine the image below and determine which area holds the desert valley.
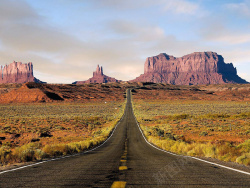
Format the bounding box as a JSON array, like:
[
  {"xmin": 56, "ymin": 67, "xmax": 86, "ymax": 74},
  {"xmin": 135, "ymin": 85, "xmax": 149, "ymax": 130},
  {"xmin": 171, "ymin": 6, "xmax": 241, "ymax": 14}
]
[
  {"xmin": 1, "ymin": 1, "xmax": 250, "ymax": 187},
  {"xmin": 0, "ymin": 51, "xmax": 249, "ymax": 170}
]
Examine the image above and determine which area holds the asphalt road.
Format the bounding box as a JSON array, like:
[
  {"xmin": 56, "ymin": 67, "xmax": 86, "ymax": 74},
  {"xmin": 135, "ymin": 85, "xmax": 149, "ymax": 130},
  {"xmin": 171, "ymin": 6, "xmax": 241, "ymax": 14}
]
[{"xmin": 0, "ymin": 90, "xmax": 250, "ymax": 187}]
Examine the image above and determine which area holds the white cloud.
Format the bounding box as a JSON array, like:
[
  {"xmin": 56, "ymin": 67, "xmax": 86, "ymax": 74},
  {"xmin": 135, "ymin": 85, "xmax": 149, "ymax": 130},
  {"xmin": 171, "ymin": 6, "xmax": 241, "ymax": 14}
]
[
  {"xmin": 162, "ymin": 0, "xmax": 199, "ymax": 14},
  {"xmin": 199, "ymin": 21, "xmax": 250, "ymax": 45},
  {"xmin": 0, "ymin": 0, "xmax": 248, "ymax": 84},
  {"xmin": 222, "ymin": 49, "xmax": 250, "ymax": 65},
  {"xmin": 92, "ymin": 0, "xmax": 199, "ymax": 15},
  {"xmin": 226, "ymin": 1, "xmax": 250, "ymax": 18},
  {"xmin": 108, "ymin": 20, "xmax": 165, "ymax": 41},
  {"xmin": 209, "ymin": 33, "xmax": 250, "ymax": 45},
  {"xmin": 0, "ymin": 0, "xmax": 39, "ymax": 23}
]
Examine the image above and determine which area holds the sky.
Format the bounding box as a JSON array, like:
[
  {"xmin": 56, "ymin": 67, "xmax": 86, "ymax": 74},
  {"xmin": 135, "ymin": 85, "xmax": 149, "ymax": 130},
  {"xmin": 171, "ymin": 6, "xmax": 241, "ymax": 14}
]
[{"xmin": 0, "ymin": 0, "xmax": 249, "ymax": 83}]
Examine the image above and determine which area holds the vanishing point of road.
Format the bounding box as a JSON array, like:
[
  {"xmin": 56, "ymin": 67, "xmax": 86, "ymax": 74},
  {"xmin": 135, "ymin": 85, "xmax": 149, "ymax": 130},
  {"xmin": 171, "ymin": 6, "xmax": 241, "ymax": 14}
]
[{"xmin": 0, "ymin": 90, "xmax": 250, "ymax": 187}]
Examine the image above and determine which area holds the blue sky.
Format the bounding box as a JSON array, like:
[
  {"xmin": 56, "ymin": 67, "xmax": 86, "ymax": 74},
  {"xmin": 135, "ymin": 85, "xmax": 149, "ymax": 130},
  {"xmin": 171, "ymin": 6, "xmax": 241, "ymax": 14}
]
[{"xmin": 0, "ymin": 0, "xmax": 249, "ymax": 83}]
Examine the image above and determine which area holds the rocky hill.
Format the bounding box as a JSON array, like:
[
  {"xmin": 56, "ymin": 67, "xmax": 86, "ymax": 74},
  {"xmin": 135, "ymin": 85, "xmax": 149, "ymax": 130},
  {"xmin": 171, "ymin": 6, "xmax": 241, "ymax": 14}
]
[
  {"xmin": 0, "ymin": 82, "xmax": 126, "ymax": 103},
  {"xmin": 73, "ymin": 65, "xmax": 121, "ymax": 84},
  {"xmin": 131, "ymin": 52, "xmax": 248, "ymax": 85},
  {"xmin": 0, "ymin": 61, "xmax": 44, "ymax": 84},
  {"xmin": 0, "ymin": 82, "xmax": 249, "ymax": 103}
]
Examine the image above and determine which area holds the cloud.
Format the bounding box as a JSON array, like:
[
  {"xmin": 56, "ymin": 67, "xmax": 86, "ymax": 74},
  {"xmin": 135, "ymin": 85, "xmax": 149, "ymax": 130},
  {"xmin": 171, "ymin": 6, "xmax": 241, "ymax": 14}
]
[
  {"xmin": 199, "ymin": 21, "xmax": 250, "ymax": 45},
  {"xmin": 162, "ymin": 0, "xmax": 199, "ymax": 14},
  {"xmin": 222, "ymin": 49, "xmax": 250, "ymax": 65},
  {"xmin": 92, "ymin": 0, "xmax": 199, "ymax": 15},
  {"xmin": 0, "ymin": 0, "xmax": 204, "ymax": 83},
  {"xmin": 226, "ymin": 1, "xmax": 250, "ymax": 18},
  {"xmin": 0, "ymin": 25, "xmax": 84, "ymax": 53},
  {"xmin": 0, "ymin": 0, "xmax": 39, "ymax": 23},
  {"xmin": 0, "ymin": 0, "xmax": 95, "ymax": 82},
  {"xmin": 0, "ymin": 0, "xmax": 248, "ymax": 84},
  {"xmin": 203, "ymin": 31, "xmax": 250, "ymax": 45},
  {"xmin": 108, "ymin": 20, "xmax": 165, "ymax": 41}
]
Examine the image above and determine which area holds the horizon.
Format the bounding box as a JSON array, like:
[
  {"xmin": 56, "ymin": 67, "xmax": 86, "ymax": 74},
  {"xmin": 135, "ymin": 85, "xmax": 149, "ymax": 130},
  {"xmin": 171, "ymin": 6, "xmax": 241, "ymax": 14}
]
[{"xmin": 0, "ymin": 0, "xmax": 250, "ymax": 83}]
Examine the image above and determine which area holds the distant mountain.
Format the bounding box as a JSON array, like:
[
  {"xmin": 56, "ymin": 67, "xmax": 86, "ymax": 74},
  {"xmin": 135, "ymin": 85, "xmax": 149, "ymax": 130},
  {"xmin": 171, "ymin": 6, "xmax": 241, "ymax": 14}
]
[
  {"xmin": 131, "ymin": 52, "xmax": 248, "ymax": 85},
  {"xmin": 0, "ymin": 61, "xmax": 45, "ymax": 84},
  {"xmin": 73, "ymin": 65, "xmax": 121, "ymax": 84}
]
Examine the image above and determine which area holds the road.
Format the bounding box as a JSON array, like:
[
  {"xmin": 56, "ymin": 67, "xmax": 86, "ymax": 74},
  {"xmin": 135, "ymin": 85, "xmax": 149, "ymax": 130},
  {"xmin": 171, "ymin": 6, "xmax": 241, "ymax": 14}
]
[{"xmin": 0, "ymin": 90, "xmax": 250, "ymax": 187}]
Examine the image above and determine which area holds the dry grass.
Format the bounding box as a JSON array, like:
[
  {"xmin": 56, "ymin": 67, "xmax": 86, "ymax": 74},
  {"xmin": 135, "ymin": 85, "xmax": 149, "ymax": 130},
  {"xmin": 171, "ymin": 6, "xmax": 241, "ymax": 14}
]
[
  {"xmin": 133, "ymin": 98, "xmax": 250, "ymax": 166},
  {"xmin": 0, "ymin": 101, "xmax": 125, "ymax": 165}
]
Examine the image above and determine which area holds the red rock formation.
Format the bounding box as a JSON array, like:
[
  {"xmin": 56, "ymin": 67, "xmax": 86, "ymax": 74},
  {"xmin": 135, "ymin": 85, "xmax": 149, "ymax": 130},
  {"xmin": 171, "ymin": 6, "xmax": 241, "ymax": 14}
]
[
  {"xmin": 0, "ymin": 61, "xmax": 44, "ymax": 83},
  {"xmin": 93, "ymin": 65, "xmax": 103, "ymax": 77},
  {"xmin": 73, "ymin": 65, "xmax": 121, "ymax": 84},
  {"xmin": 131, "ymin": 52, "xmax": 248, "ymax": 85}
]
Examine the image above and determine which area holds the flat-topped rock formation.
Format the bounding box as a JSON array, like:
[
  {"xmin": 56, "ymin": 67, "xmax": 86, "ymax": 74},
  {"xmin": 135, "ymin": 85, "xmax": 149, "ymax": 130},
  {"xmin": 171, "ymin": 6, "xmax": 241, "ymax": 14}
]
[
  {"xmin": 131, "ymin": 52, "xmax": 248, "ymax": 85},
  {"xmin": 0, "ymin": 61, "xmax": 44, "ymax": 83},
  {"xmin": 73, "ymin": 65, "xmax": 121, "ymax": 84}
]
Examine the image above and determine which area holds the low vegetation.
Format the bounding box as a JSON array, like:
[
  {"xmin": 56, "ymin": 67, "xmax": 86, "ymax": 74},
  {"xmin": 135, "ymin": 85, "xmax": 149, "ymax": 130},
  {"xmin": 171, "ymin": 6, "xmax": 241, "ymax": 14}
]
[
  {"xmin": 0, "ymin": 101, "xmax": 125, "ymax": 165},
  {"xmin": 132, "ymin": 99, "xmax": 250, "ymax": 166}
]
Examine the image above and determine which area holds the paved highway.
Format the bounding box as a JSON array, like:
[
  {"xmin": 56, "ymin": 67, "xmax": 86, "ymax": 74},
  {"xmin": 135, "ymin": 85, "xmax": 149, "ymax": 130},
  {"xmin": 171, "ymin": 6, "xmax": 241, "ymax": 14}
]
[{"xmin": 0, "ymin": 90, "xmax": 250, "ymax": 187}]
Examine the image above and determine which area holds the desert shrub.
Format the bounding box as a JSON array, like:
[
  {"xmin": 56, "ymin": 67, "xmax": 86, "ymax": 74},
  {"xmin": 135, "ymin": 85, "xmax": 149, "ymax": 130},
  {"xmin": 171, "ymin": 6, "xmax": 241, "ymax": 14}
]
[
  {"xmin": 35, "ymin": 149, "xmax": 47, "ymax": 160},
  {"xmin": 200, "ymin": 114, "xmax": 231, "ymax": 119},
  {"xmin": 202, "ymin": 144, "xmax": 216, "ymax": 158},
  {"xmin": 165, "ymin": 133, "xmax": 175, "ymax": 140},
  {"xmin": 68, "ymin": 142, "xmax": 82, "ymax": 153},
  {"xmin": 237, "ymin": 140, "xmax": 250, "ymax": 152},
  {"xmin": 232, "ymin": 112, "xmax": 250, "ymax": 119},
  {"xmin": 38, "ymin": 127, "xmax": 52, "ymax": 137},
  {"xmin": 157, "ymin": 129, "xmax": 164, "ymax": 137},
  {"xmin": 43, "ymin": 144, "xmax": 69, "ymax": 156},
  {"xmin": 199, "ymin": 131, "xmax": 208, "ymax": 136},
  {"xmin": 245, "ymin": 130, "xmax": 250, "ymax": 135},
  {"xmin": 94, "ymin": 130, "xmax": 102, "ymax": 135},
  {"xmin": 13, "ymin": 142, "xmax": 41, "ymax": 162},
  {"xmin": 172, "ymin": 114, "xmax": 190, "ymax": 120},
  {"xmin": 88, "ymin": 124, "xmax": 95, "ymax": 130},
  {"xmin": 2, "ymin": 141, "xmax": 12, "ymax": 147},
  {"xmin": 236, "ymin": 153, "xmax": 250, "ymax": 166},
  {"xmin": 151, "ymin": 127, "xmax": 165, "ymax": 137},
  {"xmin": 55, "ymin": 126, "xmax": 65, "ymax": 130},
  {"xmin": 20, "ymin": 149, "xmax": 35, "ymax": 161},
  {"xmin": 0, "ymin": 146, "xmax": 12, "ymax": 164}
]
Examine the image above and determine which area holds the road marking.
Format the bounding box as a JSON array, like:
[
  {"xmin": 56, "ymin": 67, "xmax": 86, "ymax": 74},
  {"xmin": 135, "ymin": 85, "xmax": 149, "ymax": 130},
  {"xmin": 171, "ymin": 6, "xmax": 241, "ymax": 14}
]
[
  {"xmin": 0, "ymin": 109, "xmax": 127, "ymax": 175},
  {"xmin": 111, "ymin": 143, "xmax": 128, "ymax": 187},
  {"xmin": 111, "ymin": 181, "xmax": 126, "ymax": 188},
  {"xmin": 129, "ymin": 90, "xmax": 250, "ymax": 176},
  {"xmin": 119, "ymin": 166, "xmax": 128, "ymax": 171},
  {"xmin": 121, "ymin": 155, "xmax": 127, "ymax": 159}
]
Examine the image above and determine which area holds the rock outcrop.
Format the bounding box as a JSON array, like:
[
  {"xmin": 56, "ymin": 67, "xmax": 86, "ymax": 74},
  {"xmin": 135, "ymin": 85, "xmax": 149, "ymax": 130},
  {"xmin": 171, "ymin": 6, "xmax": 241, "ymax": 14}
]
[
  {"xmin": 0, "ymin": 82, "xmax": 126, "ymax": 103},
  {"xmin": 0, "ymin": 61, "xmax": 44, "ymax": 84},
  {"xmin": 73, "ymin": 65, "xmax": 121, "ymax": 84},
  {"xmin": 131, "ymin": 52, "xmax": 248, "ymax": 85}
]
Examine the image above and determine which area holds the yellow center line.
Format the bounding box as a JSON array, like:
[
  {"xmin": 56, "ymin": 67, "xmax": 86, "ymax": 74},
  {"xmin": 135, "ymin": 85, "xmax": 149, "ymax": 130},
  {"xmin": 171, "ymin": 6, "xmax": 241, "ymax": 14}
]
[
  {"xmin": 119, "ymin": 166, "xmax": 128, "ymax": 170},
  {"xmin": 110, "ymin": 141, "xmax": 128, "ymax": 187},
  {"xmin": 111, "ymin": 181, "xmax": 126, "ymax": 188}
]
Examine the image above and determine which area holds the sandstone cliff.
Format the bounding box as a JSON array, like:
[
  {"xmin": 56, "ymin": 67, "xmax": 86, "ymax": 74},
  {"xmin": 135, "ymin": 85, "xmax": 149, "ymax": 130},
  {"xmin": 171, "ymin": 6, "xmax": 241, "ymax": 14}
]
[
  {"xmin": 132, "ymin": 52, "xmax": 248, "ymax": 85},
  {"xmin": 73, "ymin": 65, "xmax": 121, "ymax": 84},
  {"xmin": 0, "ymin": 61, "xmax": 44, "ymax": 84}
]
